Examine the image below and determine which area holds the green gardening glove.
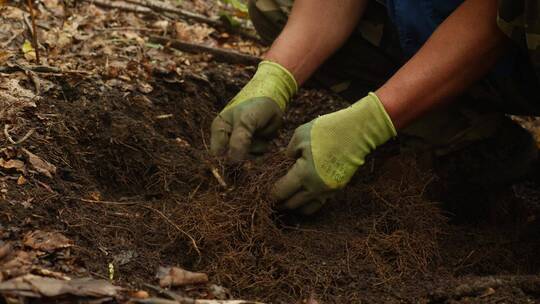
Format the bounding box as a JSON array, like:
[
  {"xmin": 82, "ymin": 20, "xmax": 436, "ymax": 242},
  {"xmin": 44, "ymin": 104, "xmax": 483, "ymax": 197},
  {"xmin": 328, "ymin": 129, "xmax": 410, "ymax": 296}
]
[
  {"xmin": 272, "ymin": 93, "xmax": 397, "ymax": 215},
  {"xmin": 211, "ymin": 61, "xmax": 297, "ymax": 161}
]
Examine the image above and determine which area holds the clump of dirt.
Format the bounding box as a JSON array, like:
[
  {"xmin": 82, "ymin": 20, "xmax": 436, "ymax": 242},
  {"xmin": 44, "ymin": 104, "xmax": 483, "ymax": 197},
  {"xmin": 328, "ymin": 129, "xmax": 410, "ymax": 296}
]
[{"xmin": 2, "ymin": 66, "xmax": 540, "ymax": 303}]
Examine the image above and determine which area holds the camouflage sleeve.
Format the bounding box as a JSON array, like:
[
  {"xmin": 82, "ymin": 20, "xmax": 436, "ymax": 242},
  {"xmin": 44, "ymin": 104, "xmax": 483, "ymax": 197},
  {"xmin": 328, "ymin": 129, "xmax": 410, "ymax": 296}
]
[{"xmin": 497, "ymin": 0, "xmax": 540, "ymax": 78}]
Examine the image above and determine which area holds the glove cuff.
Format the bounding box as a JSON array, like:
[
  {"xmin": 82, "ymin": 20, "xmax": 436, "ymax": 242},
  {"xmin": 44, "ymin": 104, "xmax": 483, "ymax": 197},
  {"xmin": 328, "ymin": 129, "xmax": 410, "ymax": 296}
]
[{"xmin": 224, "ymin": 60, "xmax": 298, "ymax": 112}]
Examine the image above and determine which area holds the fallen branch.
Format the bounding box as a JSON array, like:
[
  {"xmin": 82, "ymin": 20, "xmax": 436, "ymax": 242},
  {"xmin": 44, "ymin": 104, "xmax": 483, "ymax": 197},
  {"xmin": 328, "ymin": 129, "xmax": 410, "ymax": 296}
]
[
  {"xmin": 84, "ymin": 0, "xmax": 154, "ymax": 14},
  {"xmin": 149, "ymin": 36, "xmax": 261, "ymax": 65},
  {"xmin": 122, "ymin": 0, "xmax": 261, "ymax": 42},
  {"xmin": 86, "ymin": 0, "xmax": 261, "ymax": 43},
  {"xmin": 122, "ymin": 0, "xmax": 221, "ymax": 27}
]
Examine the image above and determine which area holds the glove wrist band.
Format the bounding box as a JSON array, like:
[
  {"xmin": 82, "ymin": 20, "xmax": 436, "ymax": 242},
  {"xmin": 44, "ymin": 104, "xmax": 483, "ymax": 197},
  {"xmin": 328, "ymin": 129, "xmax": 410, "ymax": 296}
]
[{"xmin": 224, "ymin": 60, "xmax": 298, "ymax": 112}]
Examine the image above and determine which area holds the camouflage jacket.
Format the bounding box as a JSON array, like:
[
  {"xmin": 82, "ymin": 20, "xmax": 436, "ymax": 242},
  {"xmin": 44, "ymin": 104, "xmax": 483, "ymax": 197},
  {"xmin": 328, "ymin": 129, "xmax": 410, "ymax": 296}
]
[{"xmin": 498, "ymin": 0, "xmax": 540, "ymax": 80}]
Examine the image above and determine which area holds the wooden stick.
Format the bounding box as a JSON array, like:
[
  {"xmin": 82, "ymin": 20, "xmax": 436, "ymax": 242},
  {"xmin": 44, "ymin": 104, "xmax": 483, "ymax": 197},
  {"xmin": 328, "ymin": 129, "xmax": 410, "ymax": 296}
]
[
  {"xmin": 122, "ymin": 0, "xmax": 221, "ymax": 27},
  {"xmin": 121, "ymin": 0, "xmax": 261, "ymax": 41},
  {"xmin": 85, "ymin": 0, "xmax": 154, "ymax": 15},
  {"xmin": 0, "ymin": 65, "xmax": 90, "ymax": 74},
  {"xmin": 26, "ymin": 0, "xmax": 40, "ymax": 64},
  {"xmin": 86, "ymin": 0, "xmax": 261, "ymax": 43},
  {"xmin": 149, "ymin": 36, "xmax": 261, "ymax": 65}
]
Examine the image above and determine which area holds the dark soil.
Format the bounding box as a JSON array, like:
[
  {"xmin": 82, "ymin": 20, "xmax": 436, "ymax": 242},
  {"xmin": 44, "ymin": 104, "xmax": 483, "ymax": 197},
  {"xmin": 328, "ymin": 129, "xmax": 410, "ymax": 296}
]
[{"xmin": 1, "ymin": 62, "xmax": 540, "ymax": 303}]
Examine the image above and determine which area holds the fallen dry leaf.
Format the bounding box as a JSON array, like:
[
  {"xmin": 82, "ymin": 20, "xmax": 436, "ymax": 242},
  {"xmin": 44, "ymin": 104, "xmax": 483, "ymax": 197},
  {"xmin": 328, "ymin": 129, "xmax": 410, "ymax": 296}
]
[
  {"xmin": 22, "ymin": 148, "xmax": 57, "ymax": 178},
  {"xmin": 152, "ymin": 20, "xmax": 169, "ymax": 32},
  {"xmin": 158, "ymin": 266, "xmax": 208, "ymax": 287},
  {"xmin": 131, "ymin": 290, "xmax": 150, "ymax": 299},
  {"xmin": 17, "ymin": 175, "xmax": 26, "ymax": 185},
  {"xmin": 23, "ymin": 230, "xmax": 72, "ymax": 252},
  {"xmin": 21, "ymin": 39, "xmax": 36, "ymax": 61},
  {"xmin": 137, "ymin": 81, "xmax": 153, "ymax": 94},
  {"xmin": 0, "ymin": 77, "xmax": 39, "ymax": 119},
  {"xmin": 0, "ymin": 158, "xmax": 25, "ymax": 172},
  {"xmin": 1, "ymin": 6, "xmax": 25, "ymax": 20},
  {"xmin": 0, "ymin": 242, "xmax": 12, "ymax": 260},
  {"xmin": 1, "ymin": 250, "xmax": 35, "ymax": 279},
  {"xmin": 174, "ymin": 21, "xmax": 214, "ymax": 44},
  {"xmin": 0, "ymin": 274, "xmax": 122, "ymax": 298},
  {"xmin": 0, "ymin": 50, "xmax": 13, "ymax": 64}
]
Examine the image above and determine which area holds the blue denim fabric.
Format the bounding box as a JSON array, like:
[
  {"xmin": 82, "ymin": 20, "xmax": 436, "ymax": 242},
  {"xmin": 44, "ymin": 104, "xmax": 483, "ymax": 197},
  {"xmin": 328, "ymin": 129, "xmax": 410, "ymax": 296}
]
[{"xmin": 386, "ymin": 0, "xmax": 515, "ymax": 77}]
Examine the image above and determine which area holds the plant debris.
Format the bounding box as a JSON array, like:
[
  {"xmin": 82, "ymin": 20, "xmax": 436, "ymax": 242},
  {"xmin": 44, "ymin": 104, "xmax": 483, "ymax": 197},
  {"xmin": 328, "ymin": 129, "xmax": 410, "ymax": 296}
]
[{"xmin": 0, "ymin": 0, "xmax": 539, "ymax": 303}]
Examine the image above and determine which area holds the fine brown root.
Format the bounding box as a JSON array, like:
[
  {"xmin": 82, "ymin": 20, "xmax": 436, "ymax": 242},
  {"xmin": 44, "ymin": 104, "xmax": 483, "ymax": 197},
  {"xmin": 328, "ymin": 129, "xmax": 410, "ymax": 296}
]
[{"xmin": 1, "ymin": 75, "xmax": 448, "ymax": 302}]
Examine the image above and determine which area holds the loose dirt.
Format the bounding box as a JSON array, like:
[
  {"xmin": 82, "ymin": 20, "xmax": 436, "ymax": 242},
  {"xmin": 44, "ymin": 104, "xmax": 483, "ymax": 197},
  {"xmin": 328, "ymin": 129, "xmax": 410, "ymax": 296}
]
[
  {"xmin": 1, "ymin": 1, "xmax": 540, "ymax": 303},
  {"xmin": 1, "ymin": 66, "xmax": 539, "ymax": 303}
]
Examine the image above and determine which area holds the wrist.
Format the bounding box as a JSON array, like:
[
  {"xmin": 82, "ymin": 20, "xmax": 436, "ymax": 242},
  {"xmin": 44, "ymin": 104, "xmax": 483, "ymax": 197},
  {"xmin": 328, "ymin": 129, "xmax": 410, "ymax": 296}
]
[{"xmin": 225, "ymin": 61, "xmax": 298, "ymax": 112}]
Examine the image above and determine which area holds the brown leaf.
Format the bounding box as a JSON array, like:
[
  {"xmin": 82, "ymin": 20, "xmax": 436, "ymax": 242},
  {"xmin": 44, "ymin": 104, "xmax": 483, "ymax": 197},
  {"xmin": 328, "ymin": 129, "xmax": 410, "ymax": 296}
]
[
  {"xmin": 174, "ymin": 21, "xmax": 214, "ymax": 44},
  {"xmin": 158, "ymin": 266, "xmax": 208, "ymax": 287},
  {"xmin": 0, "ymin": 242, "xmax": 12, "ymax": 260},
  {"xmin": 0, "ymin": 50, "xmax": 13, "ymax": 65},
  {"xmin": 2, "ymin": 6, "xmax": 25, "ymax": 20},
  {"xmin": 17, "ymin": 175, "xmax": 26, "ymax": 185},
  {"xmin": 1, "ymin": 250, "xmax": 35, "ymax": 279},
  {"xmin": 0, "ymin": 77, "xmax": 39, "ymax": 119},
  {"xmin": 23, "ymin": 230, "xmax": 72, "ymax": 252},
  {"xmin": 0, "ymin": 158, "xmax": 25, "ymax": 172},
  {"xmin": 0, "ymin": 274, "xmax": 122, "ymax": 298},
  {"xmin": 22, "ymin": 148, "xmax": 56, "ymax": 178},
  {"xmin": 137, "ymin": 81, "xmax": 153, "ymax": 94}
]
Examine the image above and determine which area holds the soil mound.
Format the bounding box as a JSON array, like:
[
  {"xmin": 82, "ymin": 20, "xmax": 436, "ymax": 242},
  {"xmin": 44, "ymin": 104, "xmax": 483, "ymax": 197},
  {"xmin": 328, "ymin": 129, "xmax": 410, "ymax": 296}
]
[{"xmin": 1, "ymin": 69, "xmax": 539, "ymax": 303}]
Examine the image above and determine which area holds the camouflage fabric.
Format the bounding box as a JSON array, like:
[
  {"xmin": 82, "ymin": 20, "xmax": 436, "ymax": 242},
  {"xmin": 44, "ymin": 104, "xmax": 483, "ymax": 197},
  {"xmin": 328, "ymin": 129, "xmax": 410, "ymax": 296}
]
[{"xmin": 497, "ymin": 0, "xmax": 540, "ymax": 80}]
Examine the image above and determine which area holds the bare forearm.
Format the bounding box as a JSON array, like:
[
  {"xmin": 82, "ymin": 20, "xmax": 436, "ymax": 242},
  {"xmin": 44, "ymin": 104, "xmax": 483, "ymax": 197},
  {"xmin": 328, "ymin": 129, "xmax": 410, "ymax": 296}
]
[
  {"xmin": 265, "ymin": 0, "xmax": 367, "ymax": 85},
  {"xmin": 376, "ymin": 0, "xmax": 508, "ymax": 129}
]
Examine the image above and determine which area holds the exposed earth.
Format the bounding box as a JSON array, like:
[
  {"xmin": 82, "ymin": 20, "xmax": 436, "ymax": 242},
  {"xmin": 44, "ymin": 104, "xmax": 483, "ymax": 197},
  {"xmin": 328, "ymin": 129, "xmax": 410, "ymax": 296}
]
[{"xmin": 1, "ymin": 1, "xmax": 540, "ymax": 303}]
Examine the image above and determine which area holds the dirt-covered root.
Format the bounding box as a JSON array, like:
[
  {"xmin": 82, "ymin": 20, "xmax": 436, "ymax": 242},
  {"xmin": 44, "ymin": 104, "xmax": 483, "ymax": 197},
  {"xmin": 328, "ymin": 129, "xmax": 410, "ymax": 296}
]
[{"xmin": 2, "ymin": 73, "xmax": 450, "ymax": 302}]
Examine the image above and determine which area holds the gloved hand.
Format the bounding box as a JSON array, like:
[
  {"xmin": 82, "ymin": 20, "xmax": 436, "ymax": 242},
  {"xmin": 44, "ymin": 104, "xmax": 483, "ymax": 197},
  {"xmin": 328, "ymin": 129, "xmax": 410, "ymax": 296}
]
[
  {"xmin": 272, "ymin": 93, "xmax": 397, "ymax": 215},
  {"xmin": 210, "ymin": 61, "xmax": 297, "ymax": 161}
]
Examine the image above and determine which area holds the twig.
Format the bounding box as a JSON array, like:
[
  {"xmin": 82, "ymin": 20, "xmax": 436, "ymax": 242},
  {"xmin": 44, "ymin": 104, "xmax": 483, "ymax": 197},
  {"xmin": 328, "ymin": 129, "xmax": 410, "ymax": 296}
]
[
  {"xmin": 122, "ymin": 0, "xmax": 221, "ymax": 27},
  {"xmin": 141, "ymin": 205, "xmax": 201, "ymax": 257},
  {"xmin": 133, "ymin": 296, "xmax": 266, "ymax": 304},
  {"xmin": 86, "ymin": 0, "xmax": 261, "ymax": 43},
  {"xmin": 121, "ymin": 0, "xmax": 261, "ymax": 42},
  {"xmin": 0, "ymin": 65, "xmax": 90, "ymax": 75},
  {"xmin": 96, "ymin": 26, "xmax": 163, "ymax": 32},
  {"xmin": 75, "ymin": 197, "xmax": 201, "ymax": 256},
  {"xmin": 210, "ymin": 167, "xmax": 228, "ymax": 188},
  {"xmin": 84, "ymin": 0, "xmax": 156, "ymax": 14},
  {"xmin": 26, "ymin": 0, "xmax": 40, "ymax": 64},
  {"xmin": 3, "ymin": 125, "xmax": 35, "ymax": 145},
  {"xmin": 76, "ymin": 198, "xmax": 140, "ymax": 206},
  {"xmin": 149, "ymin": 36, "xmax": 261, "ymax": 65}
]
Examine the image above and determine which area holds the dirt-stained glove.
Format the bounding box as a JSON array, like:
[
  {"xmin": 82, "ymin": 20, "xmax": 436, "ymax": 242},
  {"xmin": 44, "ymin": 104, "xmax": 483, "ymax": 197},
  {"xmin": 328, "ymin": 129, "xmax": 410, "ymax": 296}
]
[
  {"xmin": 210, "ymin": 61, "xmax": 297, "ymax": 161},
  {"xmin": 272, "ymin": 93, "xmax": 396, "ymax": 215}
]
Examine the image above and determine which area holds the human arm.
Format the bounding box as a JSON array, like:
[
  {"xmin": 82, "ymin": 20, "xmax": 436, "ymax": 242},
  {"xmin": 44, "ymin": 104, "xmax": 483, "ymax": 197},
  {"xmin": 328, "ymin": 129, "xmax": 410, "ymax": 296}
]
[
  {"xmin": 274, "ymin": 0, "xmax": 511, "ymax": 214},
  {"xmin": 210, "ymin": 0, "xmax": 368, "ymax": 160}
]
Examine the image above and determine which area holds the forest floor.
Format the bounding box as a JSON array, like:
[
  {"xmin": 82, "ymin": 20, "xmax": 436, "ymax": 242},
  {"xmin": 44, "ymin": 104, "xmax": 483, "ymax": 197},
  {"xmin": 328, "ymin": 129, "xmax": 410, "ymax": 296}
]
[{"xmin": 1, "ymin": 0, "xmax": 540, "ymax": 303}]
